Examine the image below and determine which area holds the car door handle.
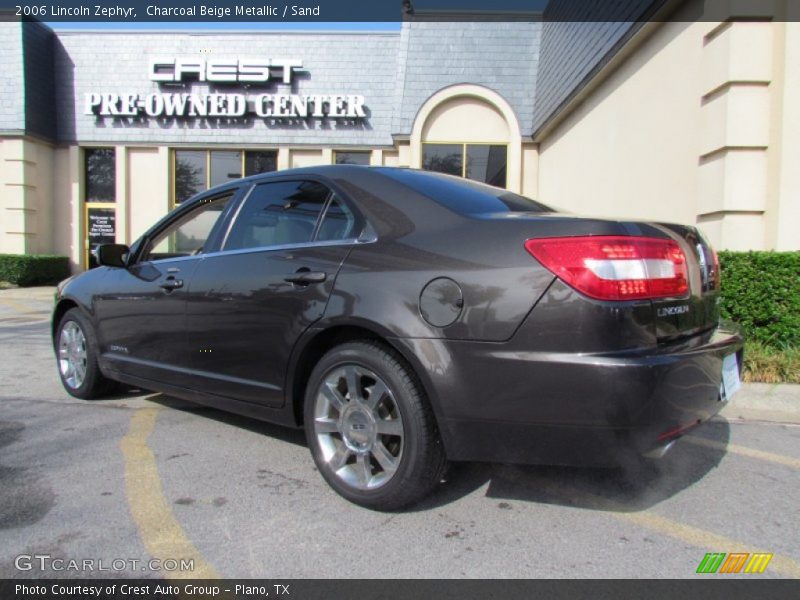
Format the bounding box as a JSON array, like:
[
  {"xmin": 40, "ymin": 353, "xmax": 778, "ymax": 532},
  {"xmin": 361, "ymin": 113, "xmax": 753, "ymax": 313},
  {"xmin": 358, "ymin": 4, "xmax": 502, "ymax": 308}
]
[
  {"xmin": 159, "ymin": 278, "xmax": 184, "ymax": 291},
  {"xmin": 284, "ymin": 270, "xmax": 327, "ymax": 285}
]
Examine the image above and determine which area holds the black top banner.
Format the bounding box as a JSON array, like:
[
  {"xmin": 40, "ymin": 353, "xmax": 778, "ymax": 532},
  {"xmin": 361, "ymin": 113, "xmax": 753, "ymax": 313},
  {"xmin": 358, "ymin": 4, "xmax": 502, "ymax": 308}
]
[{"xmin": 0, "ymin": 0, "xmax": 794, "ymax": 23}]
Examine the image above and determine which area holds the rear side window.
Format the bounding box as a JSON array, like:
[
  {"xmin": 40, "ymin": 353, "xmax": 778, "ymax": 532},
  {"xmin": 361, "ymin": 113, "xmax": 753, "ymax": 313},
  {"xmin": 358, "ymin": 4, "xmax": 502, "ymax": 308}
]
[
  {"xmin": 316, "ymin": 195, "xmax": 357, "ymax": 241},
  {"xmin": 224, "ymin": 181, "xmax": 330, "ymax": 250},
  {"xmin": 379, "ymin": 168, "xmax": 554, "ymax": 215}
]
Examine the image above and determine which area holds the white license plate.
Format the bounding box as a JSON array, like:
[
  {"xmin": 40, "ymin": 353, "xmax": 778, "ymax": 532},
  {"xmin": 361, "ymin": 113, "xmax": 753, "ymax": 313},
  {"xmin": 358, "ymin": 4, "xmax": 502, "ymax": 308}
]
[{"xmin": 719, "ymin": 353, "xmax": 742, "ymax": 402}]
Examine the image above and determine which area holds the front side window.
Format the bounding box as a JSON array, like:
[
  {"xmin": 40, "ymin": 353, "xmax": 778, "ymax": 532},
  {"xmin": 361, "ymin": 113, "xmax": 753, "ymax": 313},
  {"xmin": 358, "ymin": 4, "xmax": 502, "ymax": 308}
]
[
  {"xmin": 144, "ymin": 195, "xmax": 232, "ymax": 261},
  {"xmin": 422, "ymin": 143, "xmax": 508, "ymax": 188},
  {"xmin": 224, "ymin": 181, "xmax": 330, "ymax": 251}
]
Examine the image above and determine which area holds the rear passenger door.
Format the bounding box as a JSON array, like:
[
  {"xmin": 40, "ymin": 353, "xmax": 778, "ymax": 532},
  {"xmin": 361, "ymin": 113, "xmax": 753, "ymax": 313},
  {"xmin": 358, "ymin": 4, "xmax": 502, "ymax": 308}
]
[{"xmin": 184, "ymin": 179, "xmax": 361, "ymax": 407}]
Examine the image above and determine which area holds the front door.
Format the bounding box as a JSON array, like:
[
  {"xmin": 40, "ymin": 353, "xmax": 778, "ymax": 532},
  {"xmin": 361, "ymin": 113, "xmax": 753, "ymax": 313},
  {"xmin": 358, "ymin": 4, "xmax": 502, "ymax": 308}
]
[
  {"xmin": 95, "ymin": 191, "xmax": 237, "ymax": 387},
  {"xmin": 185, "ymin": 180, "xmax": 361, "ymax": 407}
]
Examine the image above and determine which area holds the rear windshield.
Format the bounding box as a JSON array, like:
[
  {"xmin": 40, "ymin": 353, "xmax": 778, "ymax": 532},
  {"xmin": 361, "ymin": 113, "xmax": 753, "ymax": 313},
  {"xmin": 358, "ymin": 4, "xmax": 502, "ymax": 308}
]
[{"xmin": 379, "ymin": 168, "xmax": 554, "ymax": 215}]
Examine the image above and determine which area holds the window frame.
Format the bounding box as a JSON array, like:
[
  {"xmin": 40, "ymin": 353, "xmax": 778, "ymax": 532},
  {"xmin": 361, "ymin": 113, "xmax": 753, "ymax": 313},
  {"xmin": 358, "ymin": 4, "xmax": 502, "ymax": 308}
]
[
  {"xmin": 421, "ymin": 142, "xmax": 509, "ymax": 188},
  {"xmin": 171, "ymin": 148, "xmax": 279, "ymax": 206},
  {"xmin": 333, "ymin": 150, "xmax": 372, "ymax": 166}
]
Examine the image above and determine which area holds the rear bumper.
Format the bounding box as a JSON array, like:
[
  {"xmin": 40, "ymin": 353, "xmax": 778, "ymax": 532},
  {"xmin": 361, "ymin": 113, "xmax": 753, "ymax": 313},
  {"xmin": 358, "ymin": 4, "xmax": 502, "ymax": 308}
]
[{"xmin": 396, "ymin": 321, "xmax": 743, "ymax": 466}]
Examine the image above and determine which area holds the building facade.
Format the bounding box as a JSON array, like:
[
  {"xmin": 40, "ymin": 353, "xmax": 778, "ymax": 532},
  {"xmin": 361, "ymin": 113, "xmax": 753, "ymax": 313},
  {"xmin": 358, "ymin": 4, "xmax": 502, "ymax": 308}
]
[{"xmin": 1, "ymin": 0, "xmax": 798, "ymax": 272}]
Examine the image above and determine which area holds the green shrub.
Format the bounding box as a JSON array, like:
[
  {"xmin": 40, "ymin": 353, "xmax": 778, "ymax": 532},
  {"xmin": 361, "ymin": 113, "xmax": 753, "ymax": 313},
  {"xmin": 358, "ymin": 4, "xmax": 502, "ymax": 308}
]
[
  {"xmin": 0, "ymin": 254, "xmax": 71, "ymax": 287},
  {"xmin": 718, "ymin": 251, "xmax": 800, "ymax": 347}
]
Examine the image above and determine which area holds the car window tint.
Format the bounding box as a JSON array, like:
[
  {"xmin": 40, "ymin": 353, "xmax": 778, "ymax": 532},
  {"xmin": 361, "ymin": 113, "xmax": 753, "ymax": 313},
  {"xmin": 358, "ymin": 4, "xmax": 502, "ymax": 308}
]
[
  {"xmin": 145, "ymin": 195, "xmax": 232, "ymax": 261},
  {"xmin": 379, "ymin": 168, "xmax": 554, "ymax": 215},
  {"xmin": 316, "ymin": 194, "xmax": 357, "ymax": 241},
  {"xmin": 225, "ymin": 181, "xmax": 329, "ymax": 251}
]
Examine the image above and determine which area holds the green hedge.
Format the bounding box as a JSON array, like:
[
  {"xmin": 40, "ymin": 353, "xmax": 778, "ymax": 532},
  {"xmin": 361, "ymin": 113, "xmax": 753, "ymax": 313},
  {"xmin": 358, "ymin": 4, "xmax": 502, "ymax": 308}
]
[
  {"xmin": 718, "ymin": 251, "xmax": 800, "ymax": 348},
  {"xmin": 0, "ymin": 254, "xmax": 71, "ymax": 287}
]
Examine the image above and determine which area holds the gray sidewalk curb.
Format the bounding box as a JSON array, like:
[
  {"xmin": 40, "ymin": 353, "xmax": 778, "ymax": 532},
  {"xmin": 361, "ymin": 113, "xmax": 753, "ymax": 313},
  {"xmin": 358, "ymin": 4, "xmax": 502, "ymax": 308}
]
[
  {"xmin": 720, "ymin": 383, "xmax": 800, "ymax": 425},
  {"xmin": 3, "ymin": 287, "xmax": 799, "ymax": 424}
]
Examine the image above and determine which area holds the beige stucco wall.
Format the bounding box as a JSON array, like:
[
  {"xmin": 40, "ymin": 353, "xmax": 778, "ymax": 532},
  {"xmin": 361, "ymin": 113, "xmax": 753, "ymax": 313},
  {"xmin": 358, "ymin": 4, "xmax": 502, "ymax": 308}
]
[
  {"xmin": 521, "ymin": 143, "xmax": 539, "ymax": 199},
  {"xmin": 289, "ymin": 148, "xmax": 326, "ymax": 168},
  {"xmin": 387, "ymin": 142, "xmax": 411, "ymax": 167},
  {"xmin": 51, "ymin": 147, "xmax": 79, "ymax": 270},
  {"xmin": 0, "ymin": 137, "xmax": 55, "ymax": 255},
  {"xmin": 422, "ymin": 97, "xmax": 510, "ymax": 143},
  {"xmin": 765, "ymin": 20, "xmax": 800, "ymax": 250},
  {"xmin": 128, "ymin": 147, "xmax": 170, "ymax": 241},
  {"xmin": 537, "ymin": 0, "xmax": 799, "ymax": 251},
  {"xmin": 537, "ymin": 15, "xmax": 708, "ymax": 231}
]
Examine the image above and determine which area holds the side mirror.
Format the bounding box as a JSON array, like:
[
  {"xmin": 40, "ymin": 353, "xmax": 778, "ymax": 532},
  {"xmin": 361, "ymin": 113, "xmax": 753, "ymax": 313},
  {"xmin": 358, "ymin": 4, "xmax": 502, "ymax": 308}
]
[{"xmin": 94, "ymin": 244, "xmax": 130, "ymax": 268}]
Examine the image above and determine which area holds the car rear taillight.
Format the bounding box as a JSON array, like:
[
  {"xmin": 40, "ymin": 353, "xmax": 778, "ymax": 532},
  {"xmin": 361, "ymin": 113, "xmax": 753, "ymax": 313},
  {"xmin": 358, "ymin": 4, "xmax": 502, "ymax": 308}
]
[{"xmin": 524, "ymin": 236, "xmax": 689, "ymax": 301}]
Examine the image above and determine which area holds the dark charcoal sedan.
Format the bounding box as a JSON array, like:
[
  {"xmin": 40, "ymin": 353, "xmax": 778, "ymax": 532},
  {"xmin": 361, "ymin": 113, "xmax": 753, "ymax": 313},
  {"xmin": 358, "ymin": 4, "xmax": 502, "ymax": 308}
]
[{"xmin": 52, "ymin": 166, "xmax": 743, "ymax": 510}]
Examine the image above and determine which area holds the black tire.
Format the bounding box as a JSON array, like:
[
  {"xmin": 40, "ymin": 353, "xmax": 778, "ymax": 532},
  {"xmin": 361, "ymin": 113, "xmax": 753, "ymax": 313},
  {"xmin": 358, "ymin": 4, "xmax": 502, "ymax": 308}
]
[
  {"xmin": 304, "ymin": 340, "xmax": 447, "ymax": 511},
  {"xmin": 55, "ymin": 308, "xmax": 117, "ymax": 400}
]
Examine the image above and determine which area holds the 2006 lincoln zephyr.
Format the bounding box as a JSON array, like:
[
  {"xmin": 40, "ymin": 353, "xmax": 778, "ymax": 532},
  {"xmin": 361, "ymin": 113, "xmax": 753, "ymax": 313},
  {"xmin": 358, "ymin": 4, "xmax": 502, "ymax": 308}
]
[{"xmin": 52, "ymin": 166, "xmax": 743, "ymax": 509}]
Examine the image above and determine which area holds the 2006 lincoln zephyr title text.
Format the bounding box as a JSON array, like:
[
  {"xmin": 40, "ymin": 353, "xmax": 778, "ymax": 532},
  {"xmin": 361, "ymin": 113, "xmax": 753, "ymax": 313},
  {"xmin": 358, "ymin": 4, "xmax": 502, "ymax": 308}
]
[{"xmin": 52, "ymin": 166, "xmax": 743, "ymax": 509}]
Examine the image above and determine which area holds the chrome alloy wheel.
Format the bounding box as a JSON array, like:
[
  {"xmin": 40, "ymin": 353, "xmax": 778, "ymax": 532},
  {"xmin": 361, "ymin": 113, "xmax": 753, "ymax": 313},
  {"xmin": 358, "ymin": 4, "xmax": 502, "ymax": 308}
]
[
  {"xmin": 313, "ymin": 365, "xmax": 404, "ymax": 490},
  {"xmin": 58, "ymin": 321, "xmax": 87, "ymax": 390}
]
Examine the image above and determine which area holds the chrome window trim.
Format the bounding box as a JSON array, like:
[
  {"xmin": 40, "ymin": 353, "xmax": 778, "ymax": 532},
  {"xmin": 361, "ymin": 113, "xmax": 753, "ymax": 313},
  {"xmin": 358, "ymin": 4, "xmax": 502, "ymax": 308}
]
[
  {"xmin": 143, "ymin": 236, "xmax": 376, "ymax": 266},
  {"xmin": 203, "ymin": 236, "xmax": 375, "ymax": 260},
  {"xmin": 219, "ymin": 183, "xmax": 255, "ymax": 251},
  {"xmin": 310, "ymin": 189, "xmax": 336, "ymax": 241},
  {"xmin": 143, "ymin": 254, "xmax": 203, "ymax": 266}
]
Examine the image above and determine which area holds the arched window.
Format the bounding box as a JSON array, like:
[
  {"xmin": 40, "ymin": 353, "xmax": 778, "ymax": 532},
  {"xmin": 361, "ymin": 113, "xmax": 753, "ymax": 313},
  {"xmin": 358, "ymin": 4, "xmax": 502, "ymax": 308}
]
[{"xmin": 411, "ymin": 85, "xmax": 522, "ymax": 192}]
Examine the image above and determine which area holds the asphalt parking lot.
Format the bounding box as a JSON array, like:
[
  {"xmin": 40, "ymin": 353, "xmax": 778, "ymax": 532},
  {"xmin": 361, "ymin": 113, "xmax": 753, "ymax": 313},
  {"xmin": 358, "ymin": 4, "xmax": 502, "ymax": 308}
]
[{"xmin": 1, "ymin": 288, "xmax": 799, "ymax": 579}]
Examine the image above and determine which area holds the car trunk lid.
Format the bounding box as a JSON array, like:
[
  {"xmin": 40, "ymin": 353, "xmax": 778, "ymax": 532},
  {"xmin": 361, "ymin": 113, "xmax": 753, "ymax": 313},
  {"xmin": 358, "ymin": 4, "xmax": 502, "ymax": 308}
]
[{"xmin": 649, "ymin": 223, "xmax": 720, "ymax": 341}]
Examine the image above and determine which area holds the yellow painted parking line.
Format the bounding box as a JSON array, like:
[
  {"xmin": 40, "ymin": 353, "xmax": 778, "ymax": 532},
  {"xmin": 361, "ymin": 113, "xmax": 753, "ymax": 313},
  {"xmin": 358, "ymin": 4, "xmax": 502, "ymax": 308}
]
[
  {"xmin": 620, "ymin": 511, "xmax": 800, "ymax": 578},
  {"xmin": 537, "ymin": 478, "xmax": 800, "ymax": 578},
  {"xmin": 685, "ymin": 435, "xmax": 800, "ymax": 470},
  {"xmin": 120, "ymin": 405, "xmax": 220, "ymax": 579}
]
